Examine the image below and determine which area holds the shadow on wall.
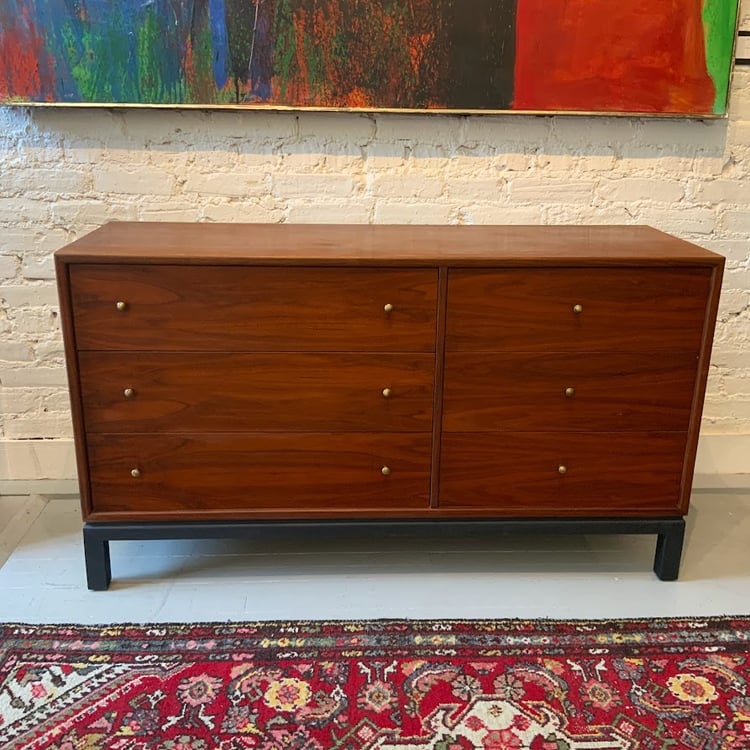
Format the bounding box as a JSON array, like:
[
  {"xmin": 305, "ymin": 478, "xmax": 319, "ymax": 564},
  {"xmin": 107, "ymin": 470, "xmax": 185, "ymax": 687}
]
[
  {"xmin": 0, "ymin": 101, "xmax": 737, "ymax": 230},
  {"xmin": 16, "ymin": 105, "xmax": 731, "ymax": 161}
]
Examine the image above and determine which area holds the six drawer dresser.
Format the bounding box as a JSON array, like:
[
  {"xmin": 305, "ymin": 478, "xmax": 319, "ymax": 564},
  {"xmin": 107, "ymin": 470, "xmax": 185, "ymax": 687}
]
[{"xmin": 55, "ymin": 223, "xmax": 724, "ymax": 589}]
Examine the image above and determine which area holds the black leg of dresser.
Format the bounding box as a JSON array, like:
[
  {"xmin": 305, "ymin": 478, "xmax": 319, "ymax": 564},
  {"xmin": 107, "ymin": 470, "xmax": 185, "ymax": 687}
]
[
  {"xmin": 653, "ymin": 519, "xmax": 686, "ymax": 581},
  {"xmin": 83, "ymin": 526, "xmax": 112, "ymax": 591}
]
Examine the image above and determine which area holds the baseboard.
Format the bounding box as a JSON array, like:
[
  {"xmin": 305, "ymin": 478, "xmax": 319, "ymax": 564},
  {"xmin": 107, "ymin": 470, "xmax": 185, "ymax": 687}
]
[
  {"xmin": 692, "ymin": 433, "xmax": 750, "ymax": 490},
  {"xmin": 1, "ymin": 435, "xmax": 748, "ymax": 495},
  {"xmin": 0, "ymin": 439, "xmax": 78, "ymax": 496}
]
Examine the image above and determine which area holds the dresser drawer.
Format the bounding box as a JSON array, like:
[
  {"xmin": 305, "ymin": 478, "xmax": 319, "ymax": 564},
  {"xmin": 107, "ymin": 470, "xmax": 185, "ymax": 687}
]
[
  {"xmin": 79, "ymin": 352, "xmax": 434, "ymax": 432},
  {"xmin": 443, "ymin": 352, "xmax": 697, "ymax": 432},
  {"xmin": 87, "ymin": 433, "xmax": 432, "ymax": 515},
  {"xmin": 70, "ymin": 265, "xmax": 437, "ymax": 351},
  {"xmin": 439, "ymin": 432, "xmax": 687, "ymax": 514},
  {"xmin": 446, "ymin": 268, "xmax": 712, "ymax": 352}
]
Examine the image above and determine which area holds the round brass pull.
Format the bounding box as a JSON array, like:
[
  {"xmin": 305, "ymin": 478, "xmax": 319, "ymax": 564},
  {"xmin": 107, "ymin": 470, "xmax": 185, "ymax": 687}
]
[
  {"xmin": 382, "ymin": 387, "xmax": 392, "ymax": 398},
  {"xmin": 383, "ymin": 303, "xmax": 394, "ymax": 314},
  {"xmin": 564, "ymin": 387, "xmax": 575, "ymax": 398},
  {"xmin": 381, "ymin": 466, "xmax": 392, "ymax": 476},
  {"xmin": 558, "ymin": 465, "xmax": 567, "ymax": 475},
  {"xmin": 116, "ymin": 301, "xmax": 127, "ymax": 312},
  {"xmin": 572, "ymin": 303, "xmax": 583, "ymax": 314},
  {"xmin": 131, "ymin": 468, "xmax": 141, "ymax": 478},
  {"xmin": 123, "ymin": 388, "xmax": 135, "ymax": 399}
]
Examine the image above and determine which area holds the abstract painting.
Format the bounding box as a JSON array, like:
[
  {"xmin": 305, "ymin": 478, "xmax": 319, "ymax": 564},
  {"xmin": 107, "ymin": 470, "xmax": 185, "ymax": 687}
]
[{"xmin": 0, "ymin": 0, "xmax": 740, "ymax": 115}]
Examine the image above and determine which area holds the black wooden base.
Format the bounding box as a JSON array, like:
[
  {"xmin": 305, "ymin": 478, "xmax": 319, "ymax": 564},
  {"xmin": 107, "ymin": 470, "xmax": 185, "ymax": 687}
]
[{"xmin": 82, "ymin": 517, "xmax": 686, "ymax": 590}]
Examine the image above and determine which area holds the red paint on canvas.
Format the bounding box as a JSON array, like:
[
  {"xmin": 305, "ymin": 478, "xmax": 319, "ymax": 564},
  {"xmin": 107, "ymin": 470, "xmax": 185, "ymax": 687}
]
[
  {"xmin": 513, "ymin": 0, "xmax": 715, "ymax": 113},
  {"xmin": 0, "ymin": 10, "xmax": 55, "ymax": 101}
]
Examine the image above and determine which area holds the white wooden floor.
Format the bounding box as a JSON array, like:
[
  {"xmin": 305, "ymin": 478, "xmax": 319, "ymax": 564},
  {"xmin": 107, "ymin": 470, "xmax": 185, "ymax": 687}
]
[{"xmin": 0, "ymin": 491, "xmax": 748, "ymax": 623}]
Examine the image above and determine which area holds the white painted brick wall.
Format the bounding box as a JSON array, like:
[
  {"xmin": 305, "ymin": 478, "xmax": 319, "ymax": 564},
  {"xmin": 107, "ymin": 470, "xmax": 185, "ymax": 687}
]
[
  {"xmin": 599, "ymin": 179, "xmax": 686, "ymax": 203},
  {"xmin": 93, "ymin": 167, "xmax": 176, "ymax": 196},
  {"xmin": 1, "ymin": 24, "xmax": 749, "ymax": 442},
  {"xmin": 0, "ymin": 256, "xmax": 17, "ymax": 279}
]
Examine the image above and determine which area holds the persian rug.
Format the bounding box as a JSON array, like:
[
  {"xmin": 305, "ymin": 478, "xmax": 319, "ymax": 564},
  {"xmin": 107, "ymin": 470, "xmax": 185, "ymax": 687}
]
[{"xmin": 1, "ymin": 618, "xmax": 749, "ymax": 750}]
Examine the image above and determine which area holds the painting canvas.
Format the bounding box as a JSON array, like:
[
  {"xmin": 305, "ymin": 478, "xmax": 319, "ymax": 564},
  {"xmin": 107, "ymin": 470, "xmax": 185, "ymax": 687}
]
[{"xmin": 0, "ymin": 0, "xmax": 740, "ymax": 115}]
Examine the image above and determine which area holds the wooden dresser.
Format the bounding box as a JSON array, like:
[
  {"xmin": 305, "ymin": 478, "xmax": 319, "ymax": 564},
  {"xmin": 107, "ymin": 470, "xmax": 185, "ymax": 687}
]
[{"xmin": 55, "ymin": 223, "xmax": 724, "ymax": 589}]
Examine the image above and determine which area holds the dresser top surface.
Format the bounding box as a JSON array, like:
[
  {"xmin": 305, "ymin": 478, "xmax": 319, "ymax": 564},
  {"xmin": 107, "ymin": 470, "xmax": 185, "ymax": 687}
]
[{"xmin": 56, "ymin": 222, "xmax": 724, "ymax": 266}]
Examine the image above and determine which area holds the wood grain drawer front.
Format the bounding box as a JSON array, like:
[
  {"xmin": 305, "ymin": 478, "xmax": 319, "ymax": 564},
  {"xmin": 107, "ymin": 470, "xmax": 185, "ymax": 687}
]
[
  {"xmin": 79, "ymin": 352, "xmax": 434, "ymax": 433},
  {"xmin": 70, "ymin": 265, "xmax": 437, "ymax": 351},
  {"xmin": 440, "ymin": 432, "xmax": 687, "ymax": 514},
  {"xmin": 443, "ymin": 352, "xmax": 697, "ymax": 432},
  {"xmin": 446, "ymin": 267, "xmax": 712, "ymax": 352},
  {"xmin": 87, "ymin": 433, "xmax": 431, "ymax": 514}
]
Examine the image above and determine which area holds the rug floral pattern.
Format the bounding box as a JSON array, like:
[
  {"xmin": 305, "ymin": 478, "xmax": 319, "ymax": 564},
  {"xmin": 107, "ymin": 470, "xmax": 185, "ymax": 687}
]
[{"xmin": 1, "ymin": 618, "xmax": 749, "ymax": 749}]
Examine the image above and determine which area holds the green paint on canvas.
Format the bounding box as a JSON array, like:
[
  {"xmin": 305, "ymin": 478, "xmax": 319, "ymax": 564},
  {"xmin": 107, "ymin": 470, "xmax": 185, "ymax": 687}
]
[
  {"xmin": 62, "ymin": 7, "xmax": 141, "ymax": 103},
  {"xmin": 63, "ymin": 23, "xmax": 114, "ymax": 102},
  {"xmin": 138, "ymin": 9, "xmax": 189, "ymax": 103},
  {"xmin": 272, "ymin": 0, "xmax": 299, "ymax": 103},
  {"xmin": 137, "ymin": 10, "xmax": 163, "ymax": 102},
  {"xmin": 702, "ymin": 0, "xmax": 739, "ymax": 113}
]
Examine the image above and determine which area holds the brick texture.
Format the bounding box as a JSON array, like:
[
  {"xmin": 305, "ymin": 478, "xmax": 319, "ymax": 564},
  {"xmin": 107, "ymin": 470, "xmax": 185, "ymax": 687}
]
[{"xmin": 1, "ymin": 28, "xmax": 749, "ymax": 439}]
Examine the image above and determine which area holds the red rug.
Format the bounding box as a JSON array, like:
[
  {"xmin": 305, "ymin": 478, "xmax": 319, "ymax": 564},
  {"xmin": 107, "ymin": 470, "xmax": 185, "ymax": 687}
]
[{"xmin": 1, "ymin": 618, "xmax": 749, "ymax": 749}]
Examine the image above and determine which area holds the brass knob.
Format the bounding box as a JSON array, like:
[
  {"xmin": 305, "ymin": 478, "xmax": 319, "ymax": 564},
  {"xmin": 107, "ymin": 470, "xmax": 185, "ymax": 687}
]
[
  {"xmin": 558, "ymin": 465, "xmax": 567, "ymax": 475},
  {"xmin": 381, "ymin": 466, "xmax": 391, "ymax": 476},
  {"xmin": 383, "ymin": 303, "xmax": 394, "ymax": 314},
  {"xmin": 564, "ymin": 387, "xmax": 575, "ymax": 398},
  {"xmin": 123, "ymin": 388, "xmax": 135, "ymax": 399},
  {"xmin": 130, "ymin": 468, "xmax": 141, "ymax": 478},
  {"xmin": 116, "ymin": 301, "xmax": 127, "ymax": 312},
  {"xmin": 572, "ymin": 303, "xmax": 583, "ymax": 314},
  {"xmin": 382, "ymin": 388, "xmax": 392, "ymax": 398}
]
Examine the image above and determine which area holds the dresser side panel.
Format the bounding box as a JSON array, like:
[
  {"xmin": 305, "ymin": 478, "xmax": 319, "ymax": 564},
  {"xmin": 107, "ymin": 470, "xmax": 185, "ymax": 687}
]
[
  {"xmin": 55, "ymin": 256, "xmax": 94, "ymax": 519},
  {"xmin": 678, "ymin": 260, "xmax": 726, "ymax": 512}
]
